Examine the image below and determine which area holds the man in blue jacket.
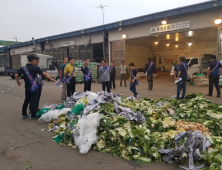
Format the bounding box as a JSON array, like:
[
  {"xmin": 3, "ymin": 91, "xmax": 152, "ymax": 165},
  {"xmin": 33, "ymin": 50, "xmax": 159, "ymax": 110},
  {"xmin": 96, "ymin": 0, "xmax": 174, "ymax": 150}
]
[
  {"xmin": 81, "ymin": 58, "xmax": 92, "ymax": 92},
  {"xmin": 207, "ymin": 55, "xmax": 222, "ymax": 98},
  {"xmin": 176, "ymin": 56, "xmax": 188, "ymax": 100}
]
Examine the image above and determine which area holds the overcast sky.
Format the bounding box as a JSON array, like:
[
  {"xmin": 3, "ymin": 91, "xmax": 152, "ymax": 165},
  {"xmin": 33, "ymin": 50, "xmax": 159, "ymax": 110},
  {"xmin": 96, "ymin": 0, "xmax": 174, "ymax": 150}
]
[{"xmin": 0, "ymin": 0, "xmax": 208, "ymax": 42}]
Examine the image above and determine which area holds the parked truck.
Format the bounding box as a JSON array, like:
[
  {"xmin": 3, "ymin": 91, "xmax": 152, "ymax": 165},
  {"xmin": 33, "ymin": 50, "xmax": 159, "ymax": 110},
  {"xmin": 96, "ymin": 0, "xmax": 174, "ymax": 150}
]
[
  {"xmin": 4, "ymin": 53, "xmax": 59, "ymax": 79},
  {"xmin": 170, "ymin": 57, "xmax": 211, "ymax": 78}
]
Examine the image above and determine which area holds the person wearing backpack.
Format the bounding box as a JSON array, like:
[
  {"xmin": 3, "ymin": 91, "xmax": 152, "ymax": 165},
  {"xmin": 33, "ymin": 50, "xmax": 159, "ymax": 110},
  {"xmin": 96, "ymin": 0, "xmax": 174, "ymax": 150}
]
[
  {"xmin": 81, "ymin": 58, "xmax": 92, "ymax": 92},
  {"xmin": 144, "ymin": 57, "xmax": 156, "ymax": 90},
  {"xmin": 207, "ymin": 55, "xmax": 222, "ymax": 98}
]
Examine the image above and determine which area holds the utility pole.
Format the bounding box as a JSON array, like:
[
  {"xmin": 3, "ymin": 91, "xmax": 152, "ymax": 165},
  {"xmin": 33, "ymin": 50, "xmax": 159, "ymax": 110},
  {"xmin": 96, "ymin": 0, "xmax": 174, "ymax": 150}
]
[
  {"xmin": 13, "ymin": 35, "xmax": 17, "ymax": 42},
  {"xmin": 92, "ymin": 5, "xmax": 109, "ymax": 61}
]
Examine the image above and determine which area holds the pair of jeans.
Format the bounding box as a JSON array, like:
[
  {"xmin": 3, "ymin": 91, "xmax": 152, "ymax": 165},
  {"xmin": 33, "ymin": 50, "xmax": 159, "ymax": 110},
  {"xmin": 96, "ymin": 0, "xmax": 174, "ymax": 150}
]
[
  {"xmin": 110, "ymin": 75, "xmax": 116, "ymax": 89},
  {"xmin": 209, "ymin": 75, "xmax": 221, "ymax": 95},
  {"xmin": 130, "ymin": 82, "xmax": 138, "ymax": 97},
  {"xmin": 120, "ymin": 74, "xmax": 126, "ymax": 86},
  {"xmin": 177, "ymin": 80, "xmax": 186, "ymax": 99},
  {"xmin": 102, "ymin": 81, "xmax": 110, "ymax": 93},
  {"xmin": 147, "ymin": 75, "xmax": 153, "ymax": 90},
  {"xmin": 84, "ymin": 80, "xmax": 92, "ymax": 92},
  {"xmin": 22, "ymin": 87, "xmax": 39, "ymax": 117},
  {"xmin": 67, "ymin": 77, "xmax": 76, "ymax": 97}
]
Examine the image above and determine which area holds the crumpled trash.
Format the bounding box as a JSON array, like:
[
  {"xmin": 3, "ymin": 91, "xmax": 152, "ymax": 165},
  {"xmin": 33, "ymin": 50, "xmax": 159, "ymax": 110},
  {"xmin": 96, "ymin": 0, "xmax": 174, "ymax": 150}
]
[
  {"xmin": 159, "ymin": 131, "xmax": 211, "ymax": 170},
  {"xmin": 86, "ymin": 91, "xmax": 99, "ymax": 104},
  {"xmin": 99, "ymin": 91, "xmax": 122, "ymax": 103},
  {"xmin": 73, "ymin": 112, "xmax": 102, "ymax": 154},
  {"xmin": 73, "ymin": 92, "xmax": 87, "ymax": 101},
  {"xmin": 42, "ymin": 104, "xmax": 61, "ymax": 110},
  {"xmin": 126, "ymin": 96, "xmax": 137, "ymax": 101},
  {"xmin": 38, "ymin": 108, "xmax": 71, "ymax": 122},
  {"xmin": 113, "ymin": 102, "xmax": 146, "ymax": 123},
  {"xmin": 157, "ymin": 101, "xmax": 169, "ymax": 107},
  {"xmin": 64, "ymin": 101, "xmax": 76, "ymax": 108},
  {"xmin": 83, "ymin": 103, "xmax": 99, "ymax": 115}
]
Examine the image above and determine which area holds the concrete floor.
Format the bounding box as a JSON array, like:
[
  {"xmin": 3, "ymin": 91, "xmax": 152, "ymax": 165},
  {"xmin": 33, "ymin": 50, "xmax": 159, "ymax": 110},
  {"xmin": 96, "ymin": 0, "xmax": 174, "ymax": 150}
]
[{"xmin": 0, "ymin": 75, "xmax": 221, "ymax": 170}]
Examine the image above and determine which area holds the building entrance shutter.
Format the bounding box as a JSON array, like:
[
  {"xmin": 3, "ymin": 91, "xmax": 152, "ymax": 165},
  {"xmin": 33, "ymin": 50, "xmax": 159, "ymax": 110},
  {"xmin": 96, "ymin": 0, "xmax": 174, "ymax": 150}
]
[{"xmin": 112, "ymin": 41, "xmax": 125, "ymax": 76}]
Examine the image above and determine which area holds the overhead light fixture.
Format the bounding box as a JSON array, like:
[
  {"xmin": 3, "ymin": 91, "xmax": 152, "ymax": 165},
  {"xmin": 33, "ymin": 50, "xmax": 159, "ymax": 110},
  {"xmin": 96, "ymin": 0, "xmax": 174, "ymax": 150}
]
[
  {"xmin": 175, "ymin": 45, "xmax": 178, "ymax": 48},
  {"xmin": 119, "ymin": 27, "xmax": 122, "ymax": 32},
  {"xmin": 176, "ymin": 37, "xmax": 179, "ymax": 41},
  {"xmin": 188, "ymin": 31, "xmax": 193, "ymax": 36},
  {"xmin": 212, "ymin": 1, "xmax": 218, "ymax": 7},
  {"xmin": 155, "ymin": 41, "xmax": 158, "ymax": 45},
  {"xmin": 119, "ymin": 21, "xmax": 123, "ymax": 26},
  {"xmin": 166, "ymin": 34, "xmax": 170, "ymax": 39},
  {"xmin": 162, "ymin": 20, "xmax": 167, "ymax": 25},
  {"xmin": 215, "ymin": 19, "xmax": 222, "ymax": 25},
  {"xmin": 188, "ymin": 43, "xmax": 192, "ymax": 46},
  {"xmin": 81, "ymin": 30, "xmax": 84, "ymax": 34},
  {"xmin": 122, "ymin": 34, "xmax": 127, "ymax": 39},
  {"xmin": 166, "ymin": 44, "xmax": 170, "ymax": 46}
]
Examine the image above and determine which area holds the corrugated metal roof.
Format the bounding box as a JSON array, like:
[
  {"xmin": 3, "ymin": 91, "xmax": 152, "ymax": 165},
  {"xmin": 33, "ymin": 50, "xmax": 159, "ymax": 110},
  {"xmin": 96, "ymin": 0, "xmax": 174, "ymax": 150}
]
[{"xmin": 0, "ymin": 0, "xmax": 222, "ymax": 51}]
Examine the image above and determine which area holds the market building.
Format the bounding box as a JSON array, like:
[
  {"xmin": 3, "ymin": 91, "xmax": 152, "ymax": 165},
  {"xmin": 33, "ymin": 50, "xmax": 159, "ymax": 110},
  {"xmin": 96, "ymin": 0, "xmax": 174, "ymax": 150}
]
[{"xmin": 0, "ymin": 0, "xmax": 222, "ymax": 77}]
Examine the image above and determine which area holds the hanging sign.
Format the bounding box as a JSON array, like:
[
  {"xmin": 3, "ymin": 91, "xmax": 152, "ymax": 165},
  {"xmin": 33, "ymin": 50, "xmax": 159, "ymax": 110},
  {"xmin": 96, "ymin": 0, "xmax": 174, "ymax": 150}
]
[
  {"xmin": 60, "ymin": 40, "xmax": 75, "ymax": 47},
  {"xmin": 150, "ymin": 21, "xmax": 190, "ymax": 34}
]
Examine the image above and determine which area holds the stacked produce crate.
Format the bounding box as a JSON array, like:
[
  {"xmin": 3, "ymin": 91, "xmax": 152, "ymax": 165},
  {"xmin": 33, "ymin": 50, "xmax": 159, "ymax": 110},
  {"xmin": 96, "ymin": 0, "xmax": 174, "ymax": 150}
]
[{"xmin": 74, "ymin": 60, "xmax": 98, "ymax": 83}]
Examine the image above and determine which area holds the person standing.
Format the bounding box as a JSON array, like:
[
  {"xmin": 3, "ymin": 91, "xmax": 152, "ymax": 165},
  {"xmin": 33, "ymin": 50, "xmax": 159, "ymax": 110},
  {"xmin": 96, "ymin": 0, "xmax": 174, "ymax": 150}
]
[
  {"xmin": 110, "ymin": 61, "xmax": 116, "ymax": 90},
  {"xmin": 60, "ymin": 57, "xmax": 68, "ymax": 101},
  {"xmin": 174, "ymin": 60, "xmax": 181, "ymax": 78},
  {"xmin": 129, "ymin": 62, "xmax": 139, "ymax": 98},
  {"xmin": 144, "ymin": 57, "xmax": 156, "ymax": 90},
  {"xmin": 176, "ymin": 56, "xmax": 188, "ymax": 100},
  {"xmin": 120, "ymin": 61, "xmax": 127, "ymax": 87},
  {"xmin": 15, "ymin": 55, "xmax": 56, "ymax": 119},
  {"xmin": 81, "ymin": 58, "xmax": 92, "ymax": 92},
  {"xmin": 29, "ymin": 56, "xmax": 43, "ymax": 112},
  {"xmin": 207, "ymin": 55, "xmax": 222, "ymax": 98},
  {"xmin": 99, "ymin": 60, "xmax": 111, "ymax": 93},
  {"xmin": 64, "ymin": 58, "xmax": 76, "ymax": 100}
]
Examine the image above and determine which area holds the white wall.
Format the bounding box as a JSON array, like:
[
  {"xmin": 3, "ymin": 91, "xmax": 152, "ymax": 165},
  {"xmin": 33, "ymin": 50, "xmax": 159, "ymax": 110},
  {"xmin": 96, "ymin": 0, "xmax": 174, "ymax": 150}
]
[{"xmin": 125, "ymin": 41, "xmax": 151, "ymax": 69}]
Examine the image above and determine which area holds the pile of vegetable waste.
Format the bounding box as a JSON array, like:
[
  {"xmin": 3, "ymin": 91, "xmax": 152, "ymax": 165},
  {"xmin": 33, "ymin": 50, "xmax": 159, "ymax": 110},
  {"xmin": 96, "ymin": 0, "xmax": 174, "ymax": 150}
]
[{"xmin": 39, "ymin": 93, "xmax": 222, "ymax": 170}]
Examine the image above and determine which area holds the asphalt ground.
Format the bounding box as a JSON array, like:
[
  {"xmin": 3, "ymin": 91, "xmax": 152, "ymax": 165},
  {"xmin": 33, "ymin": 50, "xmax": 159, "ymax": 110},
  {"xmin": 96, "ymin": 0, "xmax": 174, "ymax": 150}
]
[{"xmin": 0, "ymin": 75, "xmax": 221, "ymax": 170}]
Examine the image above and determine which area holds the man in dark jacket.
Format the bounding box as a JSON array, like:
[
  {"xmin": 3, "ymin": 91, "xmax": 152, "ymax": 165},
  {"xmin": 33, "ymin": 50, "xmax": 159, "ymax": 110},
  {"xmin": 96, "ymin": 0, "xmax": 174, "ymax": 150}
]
[
  {"xmin": 110, "ymin": 61, "xmax": 116, "ymax": 89},
  {"xmin": 81, "ymin": 58, "xmax": 92, "ymax": 92},
  {"xmin": 15, "ymin": 55, "xmax": 56, "ymax": 119},
  {"xmin": 207, "ymin": 55, "xmax": 222, "ymax": 98},
  {"xmin": 144, "ymin": 57, "xmax": 156, "ymax": 90}
]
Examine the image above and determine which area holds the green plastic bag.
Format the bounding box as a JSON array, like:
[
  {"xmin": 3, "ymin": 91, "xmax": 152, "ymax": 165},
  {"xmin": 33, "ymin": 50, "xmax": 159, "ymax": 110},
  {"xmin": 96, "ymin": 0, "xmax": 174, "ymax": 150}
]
[
  {"xmin": 53, "ymin": 132, "xmax": 64, "ymax": 144},
  {"xmin": 57, "ymin": 104, "xmax": 64, "ymax": 110},
  {"xmin": 36, "ymin": 108, "xmax": 50, "ymax": 116},
  {"xmin": 71, "ymin": 104, "xmax": 84, "ymax": 115},
  {"xmin": 196, "ymin": 73, "xmax": 205, "ymax": 77}
]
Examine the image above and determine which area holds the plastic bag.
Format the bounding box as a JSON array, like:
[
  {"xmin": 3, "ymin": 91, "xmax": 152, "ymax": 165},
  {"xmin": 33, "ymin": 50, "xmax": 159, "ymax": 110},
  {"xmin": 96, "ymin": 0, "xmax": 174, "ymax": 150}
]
[
  {"xmin": 86, "ymin": 91, "xmax": 98, "ymax": 104},
  {"xmin": 38, "ymin": 108, "xmax": 71, "ymax": 122},
  {"xmin": 113, "ymin": 102, "xmax": 146, "ymax": 123},
  {"xmin": 73, "ymin": 113, "xmax": 102, "ymax": 154},
  {"xmin": 71, "ymin": 104, "xmax": 84, "ymax": 115},
  {"xmin": 36, "ymin": 108, "xmax": 50, "ymax": 116}
]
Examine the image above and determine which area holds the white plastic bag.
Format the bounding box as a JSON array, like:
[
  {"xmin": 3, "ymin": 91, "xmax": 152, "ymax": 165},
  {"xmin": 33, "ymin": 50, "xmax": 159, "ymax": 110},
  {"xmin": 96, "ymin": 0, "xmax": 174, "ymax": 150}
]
[
  {"xmin": 38, "ymin": 108, "xmax": 71, "ymax": 122},
  {"xmin": 86, "ymin": 91, "xmax": 98, "ymax": 104},
  {"xmin": 73, "ymin": 112, "xmax": 102, "ymax": 154}
]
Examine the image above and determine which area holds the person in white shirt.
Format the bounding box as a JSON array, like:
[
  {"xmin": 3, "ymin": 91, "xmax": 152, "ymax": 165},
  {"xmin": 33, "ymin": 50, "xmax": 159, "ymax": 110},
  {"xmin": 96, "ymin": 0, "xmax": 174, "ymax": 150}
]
[{"xmin": 120, "ymin": 61, "xmax": 127, "ymax": 87}]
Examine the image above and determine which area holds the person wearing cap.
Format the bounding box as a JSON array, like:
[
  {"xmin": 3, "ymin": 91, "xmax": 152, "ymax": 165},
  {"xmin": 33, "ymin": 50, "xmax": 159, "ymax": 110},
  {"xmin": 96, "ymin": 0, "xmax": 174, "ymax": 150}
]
[
  {"xmin": 207, "ymin": 55, "xmax": 222, "ymax": 98},
  {"xmin": 81, "ymin": 58, "xmax": 92, "ymax": 92}
]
